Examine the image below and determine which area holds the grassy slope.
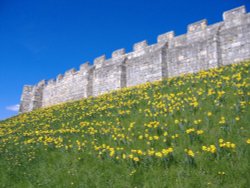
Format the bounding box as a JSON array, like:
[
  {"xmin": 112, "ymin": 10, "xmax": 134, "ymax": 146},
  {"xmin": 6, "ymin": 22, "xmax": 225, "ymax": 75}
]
[{"xmin": 0, "ymin": 62, "xmax": 250, "ymax": 188}]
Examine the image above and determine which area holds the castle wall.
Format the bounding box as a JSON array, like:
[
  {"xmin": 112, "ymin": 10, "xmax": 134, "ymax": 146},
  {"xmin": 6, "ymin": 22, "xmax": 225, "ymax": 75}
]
[
  {"xmin": 19, "ymin": 85, "xmax": 33, "ymax": 112},
  {"xmin": 19, "ymin": 6, "xmax": 250, "ymax": 113},
  {"xmin": 125, "ymin": 41, "xmax": 164, "ymax": 87},
  {"xmin": 42, "ymin": 63, "xmax": 91, "ymax": 107},
  {"xmin": 19, "ymin": 80, "xmax": 45, "ymax": 112},
  {"xmin": 164, "ymin": 21, "xmax": 222, "ymax": 77},
  {"xmin": 31, "ymin": 80, "xmax": 45, "ymax": 110},
  {"xmin": 92, "ymin": 51, "xmax": 126, "ymax": 96},
  {"xmin": 220, "ymin": 7, "xmax": 250, "ymax": 65}
]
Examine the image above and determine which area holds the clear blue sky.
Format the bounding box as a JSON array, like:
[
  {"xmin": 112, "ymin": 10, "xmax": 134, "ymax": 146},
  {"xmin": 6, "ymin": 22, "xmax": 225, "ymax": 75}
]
[{"xmin": 0, "ymin": 0, "xmax": 249, "ymax": 120}]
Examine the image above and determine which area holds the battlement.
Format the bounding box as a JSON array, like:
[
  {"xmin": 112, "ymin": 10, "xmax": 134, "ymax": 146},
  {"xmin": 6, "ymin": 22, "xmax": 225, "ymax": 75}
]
[
  {"xmin": 157, "ymin": 31, "xmax": 175, "ymax": 43},
  {"xmin": 47, "ymin": 79, "xmax": 56, "ymax": 85},
  {"xmin": 19, "ymin": 6, "xmax": 250, "ymax": 113},
  {"xmin": 64, "ymin": 68, "xmax": 77, "ymax": 76},
  {"xmin": 223, "ymin": 6, "xmax": 246, "ymax": 20},
  {"xmin": 94, "ymin": 55, "xmax": 106, "ymax": 68},
  {"xmin": 223, "ymin": 6, "xmax": 247, "ymax": 28},
  {"xmin": 112, "ymin": 48, "xmax": 126, "ymax": 58},
  {"xmin": 57, "ymin": 74, "xmax": 63, "ymax": 81},
  {"xmin": 23, "ymin": 85, "xmax": 34, "ymax": 91},
  {"xmin": 188, "ymin": 19, "xmax": 207, "ymax": 33},
  {"xmin": 133, "ymin": 40, "xmax": 148, "ymax": 51}
]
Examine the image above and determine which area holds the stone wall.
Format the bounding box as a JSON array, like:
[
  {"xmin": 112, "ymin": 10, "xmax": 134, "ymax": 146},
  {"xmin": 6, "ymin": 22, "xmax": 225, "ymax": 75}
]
[
  {"xmin": 92, "ymin": 52, "xmax": 126, "ymax": 96},
  {"xmin": 19, "ymin": 6, "xmax": 250, "ymax": 113},
  {"xmin": 165, "ymin": 20, "xmax": 221, "ymax": 77},
  {"xmin": 20, "ymin": 80, "xmax": 45, "ymax": 112},
  {"xmin": 220, "ymin": 7, "xmax": 250, "ymax": 65},
  {"xmin": 42, "ymin": 63, "xmax": 92, "ymax": 107},
  {"xmin": 125, "ymin": 41, "xmax": 164, "ymax": 87}
]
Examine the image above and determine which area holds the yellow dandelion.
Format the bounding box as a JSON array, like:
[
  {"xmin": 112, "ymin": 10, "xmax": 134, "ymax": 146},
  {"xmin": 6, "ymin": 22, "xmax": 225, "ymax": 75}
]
[
  {"xmin": 219, "ymin": 138, "xmax": 224, "ymax": 143},
  {"xmin": 196, "ymin": 130, "xmax": 204, "ymax": 135},
  {"xmin": 133, "ymin": 157, "xmax": 139, "ymax": 162},
  {"xmin": 246, "ymin": 139, "xmax": 250, "ymax": 144},
  {"xmin": 155, "ymin": 152, "xmax": 163, "ymax": 158},
  {"xmin": 207, "ymin": 112, "xmax": 212, "ymax": 116}
]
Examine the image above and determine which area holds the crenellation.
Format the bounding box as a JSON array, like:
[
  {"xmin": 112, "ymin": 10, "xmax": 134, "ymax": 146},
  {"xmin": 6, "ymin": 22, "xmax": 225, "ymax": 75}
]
[
  {"xmin": 206, "ymin": 22, "xmax": 223, "ymax": 34},
  {"xmin": 64, "ymin": 68, "xmax": 76, "ymax": 76},
  {"xmin": 94, "ymin": 55, "xmax": 106, "ymax": 69},
  {"xmin": 223, "ymin": 6, "xmax": 246, "ymax": 28},
  {"xmin": 112, "ymin": 48, "xmax": 126, "ymax": 58},
  {"xmin": 48, "ymin": 79, "xmax": 56, "ymax": 85},
  {"xmin": 23, "ymin": 85, "xmax": 33, "ymax": 91},
  {"xmin": 57, "ymin": 74, "xmax": 63, "ymax": 81},
  {"xmin": 157, "ymin": 31, "xmax": 175, "ymax": 43},
  {"xmin": 79, "ymin": 62, "xmax": 92, "ymax": 74},
  {"xmin": 37, "ymin": 80, "xmax": 46, "ymax": 87},
  {"xmin": 19, "ymin": 6, "xmax": 250, "ymax": 114},
  {"xmin": 223, "ymin": 6, "xmax": 246, "ymax": 21},
  {"xmin": 169, "ymin": 34, "xmax": 187, "ymax": 48},
  {"xmin": 126, "ymin": 43, "xmax": 163, "ymax": 87},
  {"xmin": 188, "ymin": 19, "xmax": 207, "ymax": 33},
  {"xmin": 93, "ymin": 54, "xmax": 126, "ymax": 96},
  {"xmin": 133, "ymin": 40, "xmax": 148, "ymax": 51}
]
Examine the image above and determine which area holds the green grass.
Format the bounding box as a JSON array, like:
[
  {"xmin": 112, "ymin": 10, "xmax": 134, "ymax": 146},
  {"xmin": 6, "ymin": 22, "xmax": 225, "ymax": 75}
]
[{"xmin": 0, "ymin": 61, "xmax": 250, "ymax": 188}]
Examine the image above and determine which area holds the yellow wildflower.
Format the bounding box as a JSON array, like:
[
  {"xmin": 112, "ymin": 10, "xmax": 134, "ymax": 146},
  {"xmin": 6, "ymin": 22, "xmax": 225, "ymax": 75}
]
[
  {"xmin": 247, "ymin": 139, "xmax": 250, "ymax": 144},
  {"xmin": 196, "ymin": 130, "xmax": 204, "ymax": 135},
  {"xmin": 155, "ymin": 152, "xmax": 163, "ymax": 158},
  {"xmin": 133, "ymin": 157, "xmax": 139, "ymax": 162}
]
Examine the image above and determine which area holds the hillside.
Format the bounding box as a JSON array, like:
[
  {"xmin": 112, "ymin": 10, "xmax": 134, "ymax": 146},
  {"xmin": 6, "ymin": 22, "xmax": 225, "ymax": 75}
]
[{"xmin": 0, "ymin": 61, "xmax": 250, "ymax": 188}]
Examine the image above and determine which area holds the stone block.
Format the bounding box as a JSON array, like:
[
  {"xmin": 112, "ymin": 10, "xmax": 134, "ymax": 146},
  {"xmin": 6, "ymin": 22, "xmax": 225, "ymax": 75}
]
[
  {"xmin": 188, "ymin": 19, "xmax": 207, "ymax": 33},
  {"xmin": 223, "ymin": 6, "xmax": 246, "ymax": 21},
  {"xmin": 157, "ymin": 31, "xmax": 175, "ymax": 43},
  {"xmin": 112, "ymin": 48, "xmax": 126, "ymax": 58},
  {"xmin": 133, "ymin": 40, "xmax": 148, "ymax": 51}
]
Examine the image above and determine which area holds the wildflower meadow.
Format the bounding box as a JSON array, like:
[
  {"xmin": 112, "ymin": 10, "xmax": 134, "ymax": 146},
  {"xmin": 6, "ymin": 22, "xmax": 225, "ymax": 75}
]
[{"xmin": 0, "ymin": 61, "xmax": 249, "ymax": 187}]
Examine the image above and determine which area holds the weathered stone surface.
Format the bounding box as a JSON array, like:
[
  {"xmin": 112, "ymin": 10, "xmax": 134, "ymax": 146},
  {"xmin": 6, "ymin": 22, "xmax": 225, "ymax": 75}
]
[
  {"xmin": 133, "ymin": 40, "xmax": 148, "ymax": 51},
  {"xmin": 42, "ymin": 64, "xmax": 92, "ymax": 107},
  {"xmin": 157, "ymin": 31, "xmax": 175, "ymax": 43},
  {"xmin": 126, "ymin": 44, "xmax": 163, "ymax": 87},
  {"xmin": 112, "ymin": 48, "xmax": 126, "ymax": 58},
  {"xmin": 93, "ymin": 58, "xmax": 126, "ymax": 96},
  {"xmin": 19, "ymin": 6, "xmax": 250, "ymax": 113},
  {"xmin": 188, "ymin": 19, "xmax": 207, "ymax": 33}
]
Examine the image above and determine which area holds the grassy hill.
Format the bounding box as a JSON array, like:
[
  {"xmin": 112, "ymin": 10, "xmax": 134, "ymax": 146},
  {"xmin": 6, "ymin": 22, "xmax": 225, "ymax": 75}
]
[{"xmin": 0, "ymin": 61, "xmax": 249, "ymax": 188}]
